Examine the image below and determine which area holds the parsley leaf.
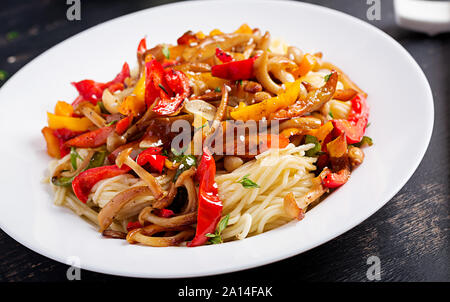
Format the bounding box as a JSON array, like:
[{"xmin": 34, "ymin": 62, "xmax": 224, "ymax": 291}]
[
  {"xmin": 238, "ymin": 174, "xmax": 260, "ymax": 189},
  {"xmin": 329, "ymin": 111, "xmax": 334, "ymax": 119},
  {"xmin": 324, "ymin": 73, "xmax": 332, "ymax": 82},
  {"xmin": 214, "ymin": 87, "xmax": 221, "ymax": 92},
  {"xmin": 206, "ymin": 214, "xmax": 230, "ymax": 244}
]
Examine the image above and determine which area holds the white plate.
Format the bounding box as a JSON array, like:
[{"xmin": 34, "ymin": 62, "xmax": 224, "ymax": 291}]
[{"xmin": 0, "ymin": 0, "xmax": 433, "ymax": 278}]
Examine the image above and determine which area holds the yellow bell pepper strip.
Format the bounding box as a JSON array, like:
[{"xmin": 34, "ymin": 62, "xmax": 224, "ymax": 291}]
[
  {"xmin": 118, "ymin": 95, "xmax": 146, "ymax": 117},
  {"xmin": 47, "ymin": 112, "xmax": 93, "ymax": 132},
  {"xmin": 326, "ymin": 134, "xmax": 348, "ymax": 158},
  {"xmin": 54, "ymin": 101, "xmax": 74, "ymax": 117},
  {"xmin": 306, "ymin": 121, "xmax": 334, "ymax": 144},
  {"xmin": 234, "ymin": 23, "xmax": 253, "ymax": 34},
  {"xmin": 270, "ymin": 70, "xmax": 338, "ymax": 120},
  {"xmin": 230, "ymin": 80, "xmax": 301, "ymax": 121},
  {"xmin": 209, "ymin": 29, "xmax": 224, "ymax": 36},
  {"xmin": 41, "ymin": 127, "xmax": 61, "ymax": 158},
  {"xmin": 133, "ymin": 73, "xmax": 146, "ymax": 101}
]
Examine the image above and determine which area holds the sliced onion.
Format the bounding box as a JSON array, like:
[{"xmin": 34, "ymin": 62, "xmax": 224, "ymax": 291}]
[
  {"xmin": 98, "ymin": 186, "xmax": 151, "ymax": 232},
  {"xmin": 184, "ymin": 99, "xmax": 217, "ymax": 121}
]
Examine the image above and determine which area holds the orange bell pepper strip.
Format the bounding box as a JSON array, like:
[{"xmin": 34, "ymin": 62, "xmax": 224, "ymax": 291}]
[
  {"xmin": 292, "ymin": 53, "xmax": 317, "ymax": 78},
  {"xmin": 54, "ymin": 101, "xmax": 74, "ymax": 117},
  {"xmin": 41, "ymin": 127, "xmax": 61, "ymax": 158}
]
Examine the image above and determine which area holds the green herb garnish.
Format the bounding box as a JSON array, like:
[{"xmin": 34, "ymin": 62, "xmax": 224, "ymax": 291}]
[
  {"xmin": 354, "ymin": 136, "xmax": 373, "ymax": 147},
  {"xmin": 162, "ymin": 46, "xmax": 170, "ymax": 59},
  {"xmin": 159, "ymin": 83, "xmax": 169, "ymax": 94},
  {"xmin": 305, "ymin": 135, "xmax": 322, "ymax": 157},
  {"xmin": 205, "ymin": 214, "xmax": 230, "ymax": 244},
  {"xmin": 214, "ymin": 87, "xmax": 221, "ymax": 92},
  {"xmin": 106, "ymin": 120, "xmax": 118, "ymax": 126},
  {"xmin": 171, "ymin": 148, "xmax": 197, "ymax": 182},
  {"xmin": 238, "ymin": 174, "xmax": 260, "ymax": 189},
  {"xmin": 324, "ymin": 73, "xmax": 332, "ymax": 82},
  {"xmin": 329, "ymin": 111, "xmax": 334, "ymax": 119},
  {"xmin": 52, "ymin": 150, "xmax": 107, "ymax": 187}
]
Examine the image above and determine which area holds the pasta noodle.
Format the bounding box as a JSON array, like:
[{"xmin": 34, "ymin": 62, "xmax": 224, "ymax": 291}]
[{"xmin": 216, "ymin": 144, "xmax": 317, "ymax": 240}]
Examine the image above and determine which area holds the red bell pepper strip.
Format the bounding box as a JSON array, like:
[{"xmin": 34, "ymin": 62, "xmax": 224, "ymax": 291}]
[
  {"xmin": 72, "ymin": 164, "xmax": 131, "ymax": 203},
  {"xmin": 177, "ymin": 31, "xmax": 197, "ymax": 45},
  {"xmin": 145, "ymin": 59, "xmax": 172, "ymax": 108},
  {"xmin": 126, "ymin": 221, "xmax": 142, "ymax": 232},
  {"xmin": 106, "ymin": 62, "xmax": 130, "ymax": 87},
  {"xmin": 65, "ymin": 125, "xmax": 114, "ymax": 148},
  {"xmin": 53, "ymin": 128, "xmax": 86, "ymax": 157},
  {"xmin": 215, "ymin": 47, "xmax": 233, "ymax": 63},
  {"xmin": 115, "ymin": 116, "xmax": 132, "ymax": 135},
  {"xmin": 137, "ymin": 37, "xmax": 147, "ymax": 57},
  {"xmin": 321, "ymin": 168, "xmax": 350, "ymax": 189},
  {"xmin": 188, "ymin": 148, "xmax": 223, "ymax": 247},
  {"xmin": 153, "ymin": 208, "xmax": 175, "ymax": 218},
  {"xmin": 71, "ymin": 80, "xmax": 105, "ymax": 104},
  {"xmin": 211, "ymin": 56, "xmax": 257, "ymax": 81},
  {"xmin": 332, "ymin": 94, "xmax": 369, "ymax": 144},
  {"xmin": 136, "ymin": 147, "xmax": 167, "ymax": 173},
  {"xmin": 152, "ymin": 68, "xmax": 190, "ymax": 115},
  {"xmin": 71, "ymin": 62, "xmax": 130, "ymax": 105}
]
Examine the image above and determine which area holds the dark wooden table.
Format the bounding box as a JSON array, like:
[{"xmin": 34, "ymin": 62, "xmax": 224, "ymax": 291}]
[{"xmin": 0, "ymin": 0, "xmax": 448, "ymax": 283}]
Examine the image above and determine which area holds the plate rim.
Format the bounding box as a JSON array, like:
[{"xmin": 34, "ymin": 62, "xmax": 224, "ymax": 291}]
[{"xmin": 0, "ymin": 0, "xmax": 434, "ymax": 278}]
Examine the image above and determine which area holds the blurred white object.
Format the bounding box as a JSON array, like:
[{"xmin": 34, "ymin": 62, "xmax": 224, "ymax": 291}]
[{"xmin": 394, "ymin": 0, "xmax": 450, "ymax": 35}]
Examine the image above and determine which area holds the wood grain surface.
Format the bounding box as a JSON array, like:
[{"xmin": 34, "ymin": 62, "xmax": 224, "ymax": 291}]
[{"xmin": 0, "ymin": 0, "xmax": 448, "ymax": 282}]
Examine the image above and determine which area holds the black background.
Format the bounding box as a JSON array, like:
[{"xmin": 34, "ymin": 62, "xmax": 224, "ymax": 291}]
[{"xmin": 0, "ymin": 0, "xmax": 448, "ymax": 284}]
